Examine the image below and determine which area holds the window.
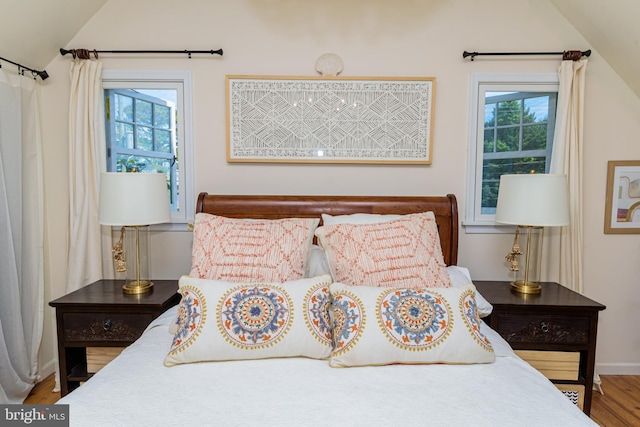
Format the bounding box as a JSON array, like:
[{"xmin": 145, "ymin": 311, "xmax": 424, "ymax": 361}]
[
  {"xmin": 103, "ymin": 70, "xmax": 193, "ymax": 228},
  {"xmin": 465, "ymin": 73, "xmax": 559, "ymax": 232}
]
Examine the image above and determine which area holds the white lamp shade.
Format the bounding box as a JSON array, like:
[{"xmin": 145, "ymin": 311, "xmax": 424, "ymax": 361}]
[
  {"xmin": 98, "ymin": 172, "xmax": 171, "ymax": 226},
  {"xmin": 495, "ymin": 174, "xmax": 570, "ymax": 227}
]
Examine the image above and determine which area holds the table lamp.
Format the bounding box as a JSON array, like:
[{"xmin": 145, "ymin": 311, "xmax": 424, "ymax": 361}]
[
  {"xmin": 98, "ymin": 172, "xmax": 171, "ymax": 294},
  {"xmin": 495, "ymin": 173, "xmax": 570, "ymax": 294}
]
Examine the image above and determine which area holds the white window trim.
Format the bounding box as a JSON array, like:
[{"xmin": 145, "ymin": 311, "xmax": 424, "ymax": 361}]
[
  {"xmin": 102, "ymin": 70, "xmax": 194, "ymax": 232},
  {"xmin": 464, "ymin": 72, "xmax": 559, "ymax": 234}
]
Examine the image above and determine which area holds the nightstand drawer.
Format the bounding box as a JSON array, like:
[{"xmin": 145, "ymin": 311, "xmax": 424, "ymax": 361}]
[
  {"xmin": 63, "ymin": 312, "xmax": 153, "ymax": 342},
  {"xmin": 515, "ymin": 350, "xmax": 580, "ymax": 380},
  {"xmin": 495, "ymin": 313, "xmax": 589, "ymax": 345},
  {"xmin": 87, "ymin": 347, "xmax": 125, "ymax": 373}
]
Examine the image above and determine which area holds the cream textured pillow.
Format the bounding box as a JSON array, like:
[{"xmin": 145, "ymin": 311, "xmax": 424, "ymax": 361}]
[
  {"xmin": 447, "ymin": 266, "xmax": 493, "ymax": 318},
  {"xmin": 328, "ymin": 282, "xmax": 495, "ymax": 367},
  {"xmin": 190, "ymin": 213, "xmax": 319, "ymax": 283},
  {"xmin": 315, "ymin": 212, "xmax": 451, "ymax": 288},
  {"xmin": 307, "ymin": 245, "xmax": 331, "ymax": 277},
  {"xmin": 165, "ymin": 275, "xmax": 333, "ymax": 367},
  {"xmin": 321, "ymin": 212, "xmax": 403, "ymax": 225}
]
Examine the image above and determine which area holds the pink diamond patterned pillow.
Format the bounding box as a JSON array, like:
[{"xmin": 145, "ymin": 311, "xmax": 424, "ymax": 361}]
[
  {"xmin": 315, "ymin": 212, "xmax": 451, "ymax": 288},
  {"xmin": 190, "ymin": 213, "xmax": 319, "ymax": 282}
]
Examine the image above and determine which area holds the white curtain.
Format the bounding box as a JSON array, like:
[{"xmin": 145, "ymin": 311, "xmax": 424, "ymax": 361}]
[
  {"xmin": 0, "ymin": 69, "xmax": 44, "ymax": 403},
  {"xmin": 550, "ymin": 58, "xmax": 588, "ymax": 294},
  {"xmin": 549, "ymin": 57, "xmax": 601, "ymax": 393},
  {"xmin": 66, "ymin": 59, "xmax": 108, "ymax": 293}
]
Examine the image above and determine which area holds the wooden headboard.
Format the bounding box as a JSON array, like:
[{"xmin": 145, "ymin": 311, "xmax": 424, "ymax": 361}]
[{"xmin": 196, "ymin": 193, "xmax": 459, "ymax": 266}]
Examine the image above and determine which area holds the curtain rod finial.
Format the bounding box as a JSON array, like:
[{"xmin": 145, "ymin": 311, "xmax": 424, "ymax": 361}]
[{"xmin": 462, "ymin": 51, "xmax": 477, "ymax": 61}]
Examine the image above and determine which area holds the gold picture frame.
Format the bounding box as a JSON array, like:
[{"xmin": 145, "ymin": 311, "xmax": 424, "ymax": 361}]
[
  {"xmin": 226, "ymin": 75, "xmax": 435, "ymax": 164},
  {"xmin": 604, "ymin": 160, "xmax": 640, "ymax": 234}
]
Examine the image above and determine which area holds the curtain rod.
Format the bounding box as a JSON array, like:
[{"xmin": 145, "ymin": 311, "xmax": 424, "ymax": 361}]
[
  {"xmin": 0, "ymin": 56, "xmax": 49, "ymax": 80},
  {"xmin": 463, "ymin": 49, "xmax": 591, "ymax": 61},
  {"xmin": 60, "ymin": 48, "xmax": 223, "ymax": 59}
]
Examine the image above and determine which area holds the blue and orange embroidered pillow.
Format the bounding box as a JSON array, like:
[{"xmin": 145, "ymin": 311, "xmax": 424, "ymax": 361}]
[
  {"xmin": 165, "ymin": 275, "xmax": 494, "ymax": 368},
  {"xmin": 328, "ymin": 282, "xmax": 495, "ymax": 367},
  {"xmin": 164, "ymin": 275, "xmax": 333, "ymax": 367}
]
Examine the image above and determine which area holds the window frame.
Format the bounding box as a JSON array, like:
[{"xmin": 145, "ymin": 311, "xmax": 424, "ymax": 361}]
[
  {"xmin": 464, "ymin": 73, "xmax": 559, "ymax": 233},
  {"xmin": 102, "ymin": 70, "xmax": 194, "ymax": 231}
]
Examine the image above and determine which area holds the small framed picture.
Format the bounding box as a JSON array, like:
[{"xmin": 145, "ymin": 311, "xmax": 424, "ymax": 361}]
[{"xmin": 604, "ymin": 160, "xmax": 640, "ymax": 234}]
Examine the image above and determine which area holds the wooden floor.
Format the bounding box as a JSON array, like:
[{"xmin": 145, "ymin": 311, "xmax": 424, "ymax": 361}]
[
  {"xmin": 591, "ymin": 376, "xmax": 640, "ymax": 426},
  {"xmin": 23, "ymin": 374, "xmax": 59, "ymax": 405},
  {"xmin": 25, "ymin": 374, "xmax": 640, "ymax": 426}
]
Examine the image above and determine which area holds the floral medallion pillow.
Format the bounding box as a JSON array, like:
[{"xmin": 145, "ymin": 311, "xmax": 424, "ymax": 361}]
[
  {"xmin": 315, "ymin": 212, "xmax": 451, "ymax": 288},
  {"xmin": 164, "ymin": 275, "xmax": 333, "ymax": 367},
  {"xmin": 328, "ymin": 282, "xmax": 495, "ymax": 367},
  {"xmin": 190, "ymin": 213, "xmax": 319, "ymax": 283}
]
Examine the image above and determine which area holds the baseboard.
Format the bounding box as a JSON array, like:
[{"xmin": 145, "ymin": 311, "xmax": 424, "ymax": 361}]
[
  {"xmin": 38, "ymin": 358, "xmax": 57, "ymax": 383},
  {"xmin": 596, "ymin": 363, "xmax": 640, "ymax": 375}
]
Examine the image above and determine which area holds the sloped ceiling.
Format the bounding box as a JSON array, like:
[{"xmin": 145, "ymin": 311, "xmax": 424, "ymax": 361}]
[
  {"xmin": 551, "ymin": 0, "xmax": 640, "ymax": 98},
  {"xmin": 0, "ymin": 0, "xmax": 107, "ymax": 72},
  {"xmin": 0, "ymin": 0, "xmax": 638, "ymax": 99}
]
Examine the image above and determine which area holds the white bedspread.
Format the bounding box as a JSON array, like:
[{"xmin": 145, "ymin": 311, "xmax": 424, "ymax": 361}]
[{"xmin": 58, "ymin": 307, "xmax": 596, "ymax": 427}]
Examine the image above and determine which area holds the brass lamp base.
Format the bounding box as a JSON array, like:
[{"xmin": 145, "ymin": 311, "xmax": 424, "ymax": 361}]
[
  {"xmin": 510, "ymin": 280, "xmax": 541, "ymax": 295},
  {"xmin": 123, "ymin": 280, "xmax": 154, "ymax": 295}
]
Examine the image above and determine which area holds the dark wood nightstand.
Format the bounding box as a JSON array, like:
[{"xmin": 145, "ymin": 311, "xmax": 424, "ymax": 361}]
[
  {"xmin": 474, "ymin": 281, "xmax": 605, "ymax": 416},
  {"xmin": 49, "ymin": 279, "xmax": 180, "ymax": 396}
]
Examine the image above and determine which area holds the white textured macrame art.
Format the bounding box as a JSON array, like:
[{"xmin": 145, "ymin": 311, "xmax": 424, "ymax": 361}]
[{"xmin": 227, "ymin": 76, "xmax": 435, "ymax": 163}]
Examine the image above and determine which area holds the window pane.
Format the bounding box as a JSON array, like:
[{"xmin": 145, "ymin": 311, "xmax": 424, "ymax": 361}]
[
  {"xmin": 114, "ymin": 94, "xmax": 133, "ymax": 122},
  {"xmin": 513, "ymin": 157, "xmax": 547, "ymax": 174},
  {"xmin": 481, "ymin": 180, "xmax": 500, "ymax": 214},
  {"xmin": 484, "ymin": 103, "xmax": 496, "ymax": 126},
  {"xmin": 485, "ymin": 157, "xmax": 547, "ymax": 176},
  {"xmin": 115, "ymin": 123, "xmax": 134, "ymax": 148},
  {"xmin": 156, "ymin": 129, "xmax": 172, "ymax": 153},
  {"xmin": 496, "ymin": 127, "xmax": 519, "ymax": 151},
  {"xmin": 524, "ymin": 96, "xmax": 549, "ymax": 123},
  {"xmin": 154, "ymin": 104, "xmax": 171, "ymax": 129},
  {"xmin": 115, "ymin": 154, "xmax": 170, "ymax": 173},
  {"xmin": 480, "ymin": 157, "xmax": 547, "ymax": 213},
  {"xmin": 136, "ymin": 126, "xmax": 153, "ymax": 150},
  {"xmin": 522, "ymin": 124, "xmax": 547, "ymax": 150},
  {"xmin": 497, "ymin": 100, "xmax": 521, "ymax": 126},
  {"xmin": 135, "ymin": 99, "xmax": 152, "ymax": 126},
  {"xmin": 483, "ymin": 129, "xmax": 495, "ymax": 153}
]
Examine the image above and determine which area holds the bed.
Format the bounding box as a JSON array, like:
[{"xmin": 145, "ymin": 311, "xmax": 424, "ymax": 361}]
[{"xmin": 57, "ymin": 193, "xmax": 596, "ymax": 426}]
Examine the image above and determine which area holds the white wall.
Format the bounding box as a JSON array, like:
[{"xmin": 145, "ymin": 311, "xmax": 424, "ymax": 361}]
[{"xmin": 38, "ymin": 0, "xmax": 640, "ymax": 379}]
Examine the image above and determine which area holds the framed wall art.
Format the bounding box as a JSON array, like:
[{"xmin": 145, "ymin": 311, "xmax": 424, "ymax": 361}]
[
  {"xmin": 604, "ymin": 160, "xmax": 640, "ymax": 234},
  {"xmin": 226, "ymin": 75, "xmax": 435, "ymax": 164}
]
